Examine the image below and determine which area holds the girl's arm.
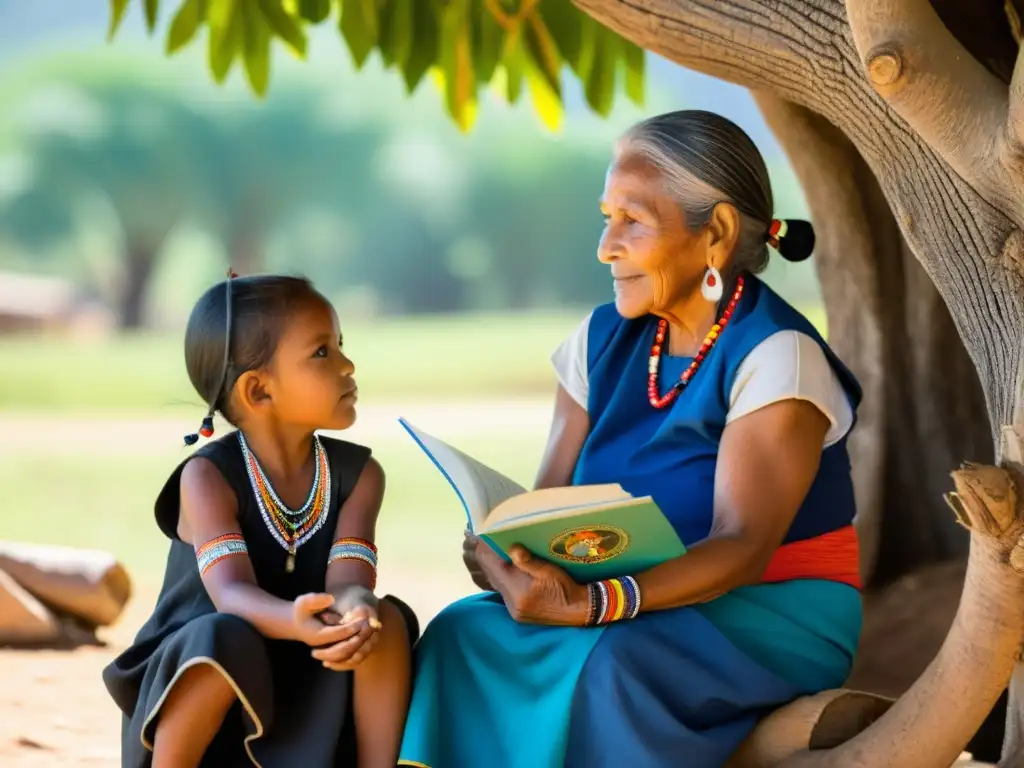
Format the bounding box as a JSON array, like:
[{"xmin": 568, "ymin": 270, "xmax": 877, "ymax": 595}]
[
  {"xmin": 632, "ymin": 398, "xmax": 830, "ymax": 610},
  {"xmin": 324, "ymin": 456, "xmax": 385, "ymax": 614},
  {"xmin": 177, "ymin": 457, "xmax": 354, "ymax": 645}
]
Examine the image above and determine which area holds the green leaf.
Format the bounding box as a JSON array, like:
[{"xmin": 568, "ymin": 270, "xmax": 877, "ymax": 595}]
[
  {"xmin": 623, "ymin": 40, "xmax": 645, "ymax": 106},
  {"xmin": 243, "ymin": 0, "xmax": 272, "ymax": 94},
  {"xmin": 145, "ymin": 0, "xmax": 160, "ymax": 32},
  {"xmin": 297, "ymin": 0, "xmax": 331, "ymax": 22},
  {"xmin": 523, "ymin": 13, "xmax": 561, "ymax": 98},
  {"xmin": 378, "ymin": 0, "xmax": 413, "ymax": 69},
  {"xmin": 167, "ymin": 0, "xmax": 206, "ymax": 54},
  {"xmin": 209, "ymin": 0, "xmax": 243, "ymax": 82},
  {"xmin": 540, "ymin": 0, "xmax": 596, "ymax": 80},
  {"xmin": 339, "ymin": 0, "xmax": 379, "ymax": 69},
  {"xmin": 584, "ymin": 25, "xmax": 617, "ymax": 117},
  {"xmin": 108, "ymin": 0, "xmax": 131, "ymax": 41},
  {"xmin": 401, "ymin": 0, "xmax": 438, "ymax": 93},
  {"xmin": 525, "ymin": 57, "xmax": 562, "ymax": 132},
  {"xmin": 439, "ymin": 0, "xmax": 477, "ymax": 131},
  {"xmin": 499, "ymin": 29, "xmax": 525, "ymax": 104},
  {"xmin": 472, "ymin": 0, "xmax": 503, "ymax": 84},
  {"xmin": 258, "ymin": 0, "xmax": 307, "ymax": 58}
]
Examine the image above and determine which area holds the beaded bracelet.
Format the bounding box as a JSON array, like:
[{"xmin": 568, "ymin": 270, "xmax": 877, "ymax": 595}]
[
  {"xmin": 328, "ymin": 537, "xmax": 378, "ymax": 589},
  {"xmin": 585, "ymin": 576, "xmax": 642, "ymax": 626},
  {"xmin": 196, "ymin": 533, "xmax": 248, "ymax": 577}
]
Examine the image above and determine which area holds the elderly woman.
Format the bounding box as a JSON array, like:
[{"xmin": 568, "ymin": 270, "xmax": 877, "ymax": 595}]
[{"xmin": 398, "ymin": 111, "xmax": 862, "ymax": 768}]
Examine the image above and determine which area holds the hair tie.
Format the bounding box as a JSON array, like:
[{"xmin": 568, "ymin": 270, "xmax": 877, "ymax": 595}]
[
  {"xmin": 767, "ymin": 218, "xmax": 787, "ymax": 250},
  {"xmin": 184, "ymin": 269, "xmax": 236, "ymax": 447}
]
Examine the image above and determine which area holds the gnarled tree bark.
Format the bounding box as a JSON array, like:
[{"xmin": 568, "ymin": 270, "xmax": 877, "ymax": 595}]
[{"xmin": 571, "ymin": 0, "xmax": 1024, "ymax": 763}]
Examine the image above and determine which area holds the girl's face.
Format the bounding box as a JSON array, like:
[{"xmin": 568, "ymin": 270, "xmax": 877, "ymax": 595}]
[{"xmin": 263, "ymin": 295, "xmax": 358, "ymax": 431}]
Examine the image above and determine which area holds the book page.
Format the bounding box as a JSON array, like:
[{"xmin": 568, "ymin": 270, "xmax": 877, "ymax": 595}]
[
  {"xmin": 482, "ymin": 483, "xmax": 632, "ymax": 531},
  {"xmin": 484, "ymin": 494, "xmax": 657, "ymax": 533},
  {"xmin": 398, "ymin": 419, "xmax": 527, "ymax": 531}
]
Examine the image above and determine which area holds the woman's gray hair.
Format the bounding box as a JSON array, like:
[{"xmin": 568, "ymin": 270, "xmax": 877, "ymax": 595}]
[{"xmin": 615, "ymin": 110, "xmax": 775, "ymax": 282}]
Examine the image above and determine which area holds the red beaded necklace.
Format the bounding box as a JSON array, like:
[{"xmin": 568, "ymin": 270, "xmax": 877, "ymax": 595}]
[{"xmin": 647, "ymin": 275, "xmax": 745, "ymax": 409}]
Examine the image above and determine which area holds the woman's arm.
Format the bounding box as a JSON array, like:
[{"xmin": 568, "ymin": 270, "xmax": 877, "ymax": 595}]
[
  {"xmin": 632, "ymin": 398, "xmax": 830, "ymax": 610},
  {"xmin": 462, "ymin": 385, "xmax": 589, "ymax": 590},
  {"xmin": 178, "ymin": 458, "xmax": 355, "ymax": 645},
  {"xmin": 475, "ymin": 398, "xmax": 831, "ymax": 625},
  {"xmin": 534, "ymin": 384, "xmax": 590, "ymax": 490}
]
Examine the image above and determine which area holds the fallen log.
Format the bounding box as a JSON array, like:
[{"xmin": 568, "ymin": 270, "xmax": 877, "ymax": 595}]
[
  {"xmin": 0, "ymin": 567, "xmax": 61, "ymax": 645},
  {"xmin": 0, "ymin": 541, "xmax": 131, "ymax": 628}
]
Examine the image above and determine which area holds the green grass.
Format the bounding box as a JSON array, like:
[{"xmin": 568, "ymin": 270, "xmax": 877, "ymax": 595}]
[
  {"xmin": 1, "ymin": 433, "xmax": 547, "ymax": 591},
  {"xmin": 0, "ymin": 312, "xmax": 581, "ymax": 412},
  {"xmin": 0, "ymin": 307, "xmax": 827, "ymax": 413}
]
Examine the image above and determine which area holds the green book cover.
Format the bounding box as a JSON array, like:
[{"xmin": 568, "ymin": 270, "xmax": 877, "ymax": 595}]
[{"xmin": 399, "ymin": 418, "xmax": 686, "ymax": 582}]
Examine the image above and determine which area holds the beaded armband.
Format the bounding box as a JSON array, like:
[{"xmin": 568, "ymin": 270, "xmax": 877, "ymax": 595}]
[
  {"xmin": 585, "ymin": 576, "xmax": 642, "ymax": 626},
  {"xmin": 328, "ymin": 537, "xmax": 378, "ymax": 589},
  {"xmin": 196, "ymin": 533, "xmax": 248, "ymax": 577}
]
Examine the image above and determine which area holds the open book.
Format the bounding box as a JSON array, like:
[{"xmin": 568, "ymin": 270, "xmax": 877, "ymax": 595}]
[{"xmin": 399, "ymin": 418, "xmax": 686, "ymax": 581}]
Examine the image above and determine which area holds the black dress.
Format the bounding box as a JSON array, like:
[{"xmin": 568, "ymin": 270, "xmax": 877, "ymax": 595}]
[{"xmin": 102, "ymin": 431, "xmax": 419, "ymax": 767}]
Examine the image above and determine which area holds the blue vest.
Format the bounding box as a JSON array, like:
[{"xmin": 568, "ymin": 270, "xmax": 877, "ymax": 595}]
[{"xmin": 573, "ymin": 276, "xmax": 862, "ymax": 547}]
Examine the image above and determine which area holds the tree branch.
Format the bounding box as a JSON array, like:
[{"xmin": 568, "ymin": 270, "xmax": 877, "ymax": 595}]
[
  {"xmin": 571, "ymin": 0, "xmax": 834, "ymax": 105},
  {"xmin": 845, "ymin": 0, "xmax": 1009, "ymax": 199}
]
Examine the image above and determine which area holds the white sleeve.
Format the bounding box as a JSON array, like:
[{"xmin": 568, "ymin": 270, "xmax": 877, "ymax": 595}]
[
  {"xmin": 550, "ymin": 312, "xmax": 592, "ymax": 411},
  {"xmin": 726, "ymin": 330, "xmax": 854, "ymax": 448}
]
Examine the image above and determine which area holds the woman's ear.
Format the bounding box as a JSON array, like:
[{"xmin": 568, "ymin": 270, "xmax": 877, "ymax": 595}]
[{"xmin": 706, "ymin": 202, "xmax": 741, "ymax": 270}]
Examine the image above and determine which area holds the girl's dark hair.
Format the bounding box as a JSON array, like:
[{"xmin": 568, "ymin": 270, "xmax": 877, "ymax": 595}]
[
  {"xmin": 615, "ymin": 110, "xmax": 815, "ymax": 281},
  {"xmin": 183, "ymin": 273, "xmax": 320, "ymax": 444}
]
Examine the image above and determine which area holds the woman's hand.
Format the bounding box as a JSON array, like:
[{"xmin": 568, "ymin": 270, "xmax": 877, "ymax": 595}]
[
  {"xmin": 463, "ymin": 529, "xmax": 495, "ymax": 591},
  {"xmin": 475, "ymin": 540, "xmax": 590, "ymax": 626}
]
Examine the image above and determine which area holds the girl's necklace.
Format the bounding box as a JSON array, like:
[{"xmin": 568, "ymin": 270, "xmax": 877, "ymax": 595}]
[{"xmin": 238, "ymin": 432, "xmax": 331, "ymax": 572}]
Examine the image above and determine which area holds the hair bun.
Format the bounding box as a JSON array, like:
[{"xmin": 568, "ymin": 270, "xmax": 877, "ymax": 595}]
[{"xmin": 771, "ymin": 218, "xmax": 815, "ymax": 262}]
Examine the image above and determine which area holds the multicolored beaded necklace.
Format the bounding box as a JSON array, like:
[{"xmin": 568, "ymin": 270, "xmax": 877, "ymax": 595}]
[
  {"xmin": 647, "ymin": 274, "xmax": 745, "ymax": 409},
  {"xmin": 237, "ymin": 432, "xmax": 331, "ymax": 572}
]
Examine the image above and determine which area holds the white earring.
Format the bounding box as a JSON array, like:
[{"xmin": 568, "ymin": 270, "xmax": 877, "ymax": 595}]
[{"xmin": 701, "ymin": 266, "xmax": 723, "ymax": 302}]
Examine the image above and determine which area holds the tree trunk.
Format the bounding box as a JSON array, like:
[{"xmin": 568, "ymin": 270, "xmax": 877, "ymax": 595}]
[
  {"xmin": 119, "ymin": 241, "xmax": 159, "ymax": 330},
  {"xmin": 572, "ymin": 0, "xmax": 1024, "ymax": 762},
  {"xmin": 751, "ymin": 94, "xmax": 1004, "ymax": 758}
]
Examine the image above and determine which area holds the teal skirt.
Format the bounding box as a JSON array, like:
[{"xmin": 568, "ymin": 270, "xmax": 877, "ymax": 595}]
[{"xmin": 399, "ymin": 580, "xmax": 861, "ymax": 768}]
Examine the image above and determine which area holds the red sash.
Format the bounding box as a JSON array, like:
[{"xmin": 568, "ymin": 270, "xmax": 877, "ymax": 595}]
[{"xmin": 759, "ymin": 525, "xmax": 861, "ymax": 589}]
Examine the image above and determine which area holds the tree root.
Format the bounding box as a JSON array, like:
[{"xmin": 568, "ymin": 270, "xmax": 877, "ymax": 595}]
[{"xmin": 728, "ymin": 424, "xmax": 1024, "ymax": 768}]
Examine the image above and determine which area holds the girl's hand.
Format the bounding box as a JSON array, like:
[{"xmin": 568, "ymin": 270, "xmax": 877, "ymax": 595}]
[
  {"xmin": 463, "ymin": 529, "xmax": 495, "ymax": 591},
  {"xmin": 291, "ymin": 593, "xmax": 366, "ymax": 647},
  {"xmin": 475, "ymin": 541, "xmax": 590, "ymax": 626},
  {"xmin": 311, "ymin": 603, "xmax": 382, "ymax": 671}
]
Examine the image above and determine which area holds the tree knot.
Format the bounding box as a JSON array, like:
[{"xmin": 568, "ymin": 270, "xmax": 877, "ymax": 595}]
[
  {"xmin": 866, "ymin": 47, "xmax": 903, "ymax": 87},
  {"xmin": 946, "ymin": 461, "xmax": 1020, "ymax": 539}
]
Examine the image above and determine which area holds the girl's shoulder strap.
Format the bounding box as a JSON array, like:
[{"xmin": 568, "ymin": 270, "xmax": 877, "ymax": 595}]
[
  {"xmin": 318, "ymin": 436, "xmax": 372, "ymax": 507},
  {"xmin": 154, "ymin": 432, "xmax": 245, "ymax": 540}
]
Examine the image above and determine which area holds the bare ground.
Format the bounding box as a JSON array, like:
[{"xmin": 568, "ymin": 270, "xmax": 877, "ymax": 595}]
[
  {"xmin": 0, "ymin": 404, "xmax": 992, "ymax": 765},
  {"xmin": 0, "ymin": 565, "xmax": 470, "ymax": 767}
]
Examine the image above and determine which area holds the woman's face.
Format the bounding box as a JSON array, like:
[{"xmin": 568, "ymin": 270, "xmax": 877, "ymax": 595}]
[{"xmin": 597, "ymin": 156, "xmax": 712, "ymax": 320}]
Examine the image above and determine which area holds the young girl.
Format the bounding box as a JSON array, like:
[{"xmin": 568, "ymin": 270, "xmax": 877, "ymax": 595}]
[{"xmin": 103, "ymin": 273, "xmax": 417, "ymax": 768}]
